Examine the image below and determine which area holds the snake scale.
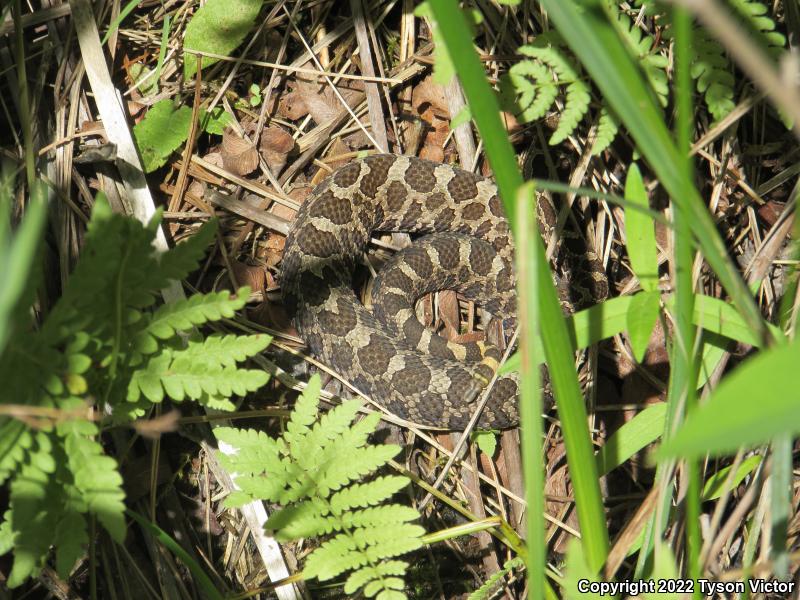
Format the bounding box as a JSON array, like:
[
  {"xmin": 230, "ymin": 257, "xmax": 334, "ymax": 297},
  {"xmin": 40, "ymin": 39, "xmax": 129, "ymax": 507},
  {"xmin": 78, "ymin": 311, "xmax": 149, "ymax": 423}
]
[{"xmin": 280, "ymin": 154, "xmax": 607, "ymax": 429}]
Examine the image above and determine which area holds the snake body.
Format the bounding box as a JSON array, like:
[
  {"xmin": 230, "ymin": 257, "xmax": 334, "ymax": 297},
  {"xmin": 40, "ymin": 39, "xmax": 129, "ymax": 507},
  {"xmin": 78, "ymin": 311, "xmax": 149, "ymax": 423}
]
[{"xmin": 280, "ymin": 154, "xmax": 604, "ymax": 429}]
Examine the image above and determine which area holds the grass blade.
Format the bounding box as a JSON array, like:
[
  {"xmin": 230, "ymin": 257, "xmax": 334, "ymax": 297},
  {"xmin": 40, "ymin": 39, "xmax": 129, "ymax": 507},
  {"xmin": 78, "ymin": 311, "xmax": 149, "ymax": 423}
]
[{"xmin": 428, "ymin": 0, "xmax": 610, "ymax": 576}]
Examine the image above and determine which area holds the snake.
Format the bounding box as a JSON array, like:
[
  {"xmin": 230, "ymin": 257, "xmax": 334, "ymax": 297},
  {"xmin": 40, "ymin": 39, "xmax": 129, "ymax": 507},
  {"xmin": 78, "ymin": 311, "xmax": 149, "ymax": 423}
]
[{"xmin": 280, "ymin": 154, "xmax": 607, "ymax": 429}]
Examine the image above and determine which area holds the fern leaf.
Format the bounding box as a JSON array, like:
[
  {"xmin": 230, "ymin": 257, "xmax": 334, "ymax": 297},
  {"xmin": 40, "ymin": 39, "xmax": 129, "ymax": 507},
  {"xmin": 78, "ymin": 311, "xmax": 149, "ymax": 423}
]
[
  {"xmin": 344, "ymin": 560, "xmax": 409, "ymax": 594},
  {"xmin": 344, "ymin": 505, "xmax": 420, "ymax": 529},
  {"xmin": 692, "ymin": 34, "xmax": 735, "ymax": 121},
  {"xmin": 592, "ymin": 107, "xmax": 620, "ymax": 156},
  {"xmin": 54, "ymin": 512, "xmax": 89, "ymax": 579},
  {"xmin": 6, "ymin": 441, "xmax": 60, "ymax": 587},
  {"xmin": 613, "ymin": 11, "xmax": 669, "ymax": 106},
  {"xmin": 550, "ymin": 80, "xmax": 590, "ymax": 145},
  {"xmin": 729, "ymin": 0, "xmax": 786, "ymax": 55},
  {"xmin": 215, "ymin": 427, "xmax": 283, "ymax": 475},
  {"xmin": 505, "ymin": 62, "xmax": 559, "ymax": 122},
  {"xmin": 176, "ymin": 333, "xmax": 271, "ymax": 368},
  {"xmin": 60, "ymin": 422, "xmax": 126, "ymax": 542},
  {"xmin": 302, "ymin": 535, "xmax": 365, "ymax": 580},
  {"xmin": 330, "ymin": 476, "xmax": 409, "ymax": 515},
  {"xmin": 266, "ymin": 499, "xmax": 338, "ymax": 540},
  {"xmin": 157, "ymin": 219, "xmax": 217, "ymax": 282},
  {"xmin": 0, "ymin": 420, "xmax": 33, "ymax": 487},
  {"xmin": 364, "ymin": 577, "xmax": 405, "ymax": 597},
  {"xmin": 375, "ymin": 591, "xmax": 406, "ymax": 600},
  {"xmin": 129, "ymin": 339, "xmax": 269, "ymax": 404},
  {"xmin": 136, "ymin": 289, "xmax": 248, "ymax": 350},
  {"xmin": 318, "ymin": 444, "xmax": 401, "ymax": 495},
  {"xmin": 292, "ymin": 399, "xmax": 363, "ymax": 471},
  {"xmin": 468, "ymin": 557, "xmax": 524, "ymax": 600},
  {"xmin": 362, "ymin": 524, "xmax": 426, "ymax": 561},
  {"xmin": 285, "ymin": 373, "xmax": 322, "ymax": 446}
]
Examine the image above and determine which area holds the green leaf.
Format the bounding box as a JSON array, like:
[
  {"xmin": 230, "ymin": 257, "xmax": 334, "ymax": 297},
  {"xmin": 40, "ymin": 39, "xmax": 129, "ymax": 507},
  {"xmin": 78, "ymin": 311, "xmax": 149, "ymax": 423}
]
[
  {"xmin": 200, "ymin": 107, "xmax": 234, "ymax": 135},
  {"xmin": 471, "ymin": 430, "xmax": 497, "ymax": 458},
  {"xmin": 624, "ymin": 163, "xmax": 658, "ymax": 292},
  {"xmin": 0, "ymin": 178, "xmax": 46, "ymax": 354},
  {"xmin": 562, "ymin": 538, "xmax": 602, "ymax": 600},
  {"xmin": 626, "ymin": 291, "xmax": 661, "ymax": 362},
  {"xmin": 702, "ymin": 454, "xmax": 762, "ymax": 501},
  {"xmin": 133, "ymin": 99, "xmax": 194, "ymax": 172},
  {"xmin": 183, "ymin": 0, "xmax": 263, "ymax": 79},
  {"xmin": 449, "ymin": 106, "xmax": 472, "ymax": 129},
  {"xmin": 659, "ymin": 338, "xmax": 800, "ymax": 459},
  {"xmin": 595, "ymin": 403, "xmax": 667, "ymax": 476}
]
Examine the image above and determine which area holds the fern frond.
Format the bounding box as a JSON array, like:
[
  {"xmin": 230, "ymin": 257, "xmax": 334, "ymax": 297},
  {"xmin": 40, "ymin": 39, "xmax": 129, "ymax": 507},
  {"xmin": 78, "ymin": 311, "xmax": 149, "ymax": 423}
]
[
  {"xmin": 551, "ymin": 80, "xmax": 591, "ymax": 145},
  {"xmin": 729, "ymin": 0, "xmax": 786, "ymax": 56},
  {"xmin": 691, "ymin": 34, "xmax": 736, "ymax": 121},
  {"xmin": 284, "ymin": 373, "xmax": 322, "ymax": 446},
  {"xmin": 302, "ymin": 535, "xmax": 364, "ymax": 580},
  {"xmin": 468, "ymin": 557, "xmax": 525, "ymax": 600},
  {"xmin": 518, "ymin": 43, "xmax": 591, "ymax": 144},
  {"xmin": 613, "ymin": 11, "xmax": 669, "ymax": 106},
  {"xmin": 215, "ymin": 426, "xmax": 283, "ymax": 475},
  {"xmin": 6, "ymin": 435, "xmax": 60, "ymax": 587},
  {"xmin": 0, "ymin": 420, "xmax": 33, "ymax": 487},
  {"xmin": 136, "ymin": 289, "xmax": 248, "ymax": 351},
  {"xmin": 344, "ymin": 560, "xmax": 409, "ymax": 594},
  {"xmin": 318, "ymin": 444, "xmax": 401, "ymax": 495},
  {"xmin": 592, "ymin": 107, "xmax": 620, "ymax": 156},
  {"xmin": 266, "ymin": 499, "xmax": 338, "ymax": 540},
  {"xmin": 330, "ymin": 476, "xmax": 409, "ymax": 515},
  {"xmin": 505, "ymin": 61, "xmax": 559, "ymax": 122},
  {"xmin": 59, "ymin": 419, "xmax": 126, "ymax": 542},
  {"xmin": 364, "ymin": 577, "xmax": 405, "ymax": 598},
  {"xmin": 156, "ymin": 220, "xmax": 217, "ymax": 283},
  {"xmin": 128, "ymin": 336, "xmax": 269, "ymax": 404},
  {"xmin": 219, "ymin": 382, "xmax": 423, "ymax": 596},
  {"xmin": 343, "ymin": 505, "xmax": 420, "ymax": 528},
  {"xmin": 292, "ymin": 399, "xmax": 364, "ymax": 472},
  {"xmin": 362, "ymin": 524, "xmax": 426, "ymax": 561}
]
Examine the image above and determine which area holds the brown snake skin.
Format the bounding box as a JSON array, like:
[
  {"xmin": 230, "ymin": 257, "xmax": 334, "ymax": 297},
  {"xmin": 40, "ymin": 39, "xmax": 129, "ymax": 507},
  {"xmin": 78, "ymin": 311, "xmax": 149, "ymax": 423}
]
[{"xmin": 280, "ymin": 154, "xmax": 606, "ymax": 429}]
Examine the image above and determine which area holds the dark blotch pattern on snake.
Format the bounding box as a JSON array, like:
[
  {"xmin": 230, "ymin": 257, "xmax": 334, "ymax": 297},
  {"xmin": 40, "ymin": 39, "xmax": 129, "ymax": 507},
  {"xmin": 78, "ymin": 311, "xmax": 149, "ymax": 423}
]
[{"xmin": 280, "ymin": 154, "xmax": 606, "ymax": 429}]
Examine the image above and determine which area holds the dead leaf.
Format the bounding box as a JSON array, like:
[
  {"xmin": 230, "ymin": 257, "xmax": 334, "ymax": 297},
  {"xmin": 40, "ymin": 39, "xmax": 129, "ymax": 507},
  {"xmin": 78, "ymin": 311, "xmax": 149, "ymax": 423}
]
[
  {"xmin": 221, "ymin": 127, "xmax": 258, "ymax": 176},
  {"xmin": 259, "ymin": 126, "xmax": 295, "ymax": 174},
  {"xmin": 229, "ymin": 260, "xmax": 267, "ymax": 294}
]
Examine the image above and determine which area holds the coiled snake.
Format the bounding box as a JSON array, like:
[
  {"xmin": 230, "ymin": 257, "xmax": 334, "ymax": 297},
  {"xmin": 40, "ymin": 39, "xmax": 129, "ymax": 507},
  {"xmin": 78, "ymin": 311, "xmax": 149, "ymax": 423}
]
[{"xmin": 280, "ymin": 154, "xmax": 606, "ymax": 429}]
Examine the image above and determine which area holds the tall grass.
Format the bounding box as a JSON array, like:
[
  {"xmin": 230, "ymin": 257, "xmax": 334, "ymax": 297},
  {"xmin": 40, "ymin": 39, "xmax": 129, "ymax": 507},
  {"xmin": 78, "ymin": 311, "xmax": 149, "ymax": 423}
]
[{"xmin": 427, "ymin": 0, "xmax": 797, "ymax": 595}]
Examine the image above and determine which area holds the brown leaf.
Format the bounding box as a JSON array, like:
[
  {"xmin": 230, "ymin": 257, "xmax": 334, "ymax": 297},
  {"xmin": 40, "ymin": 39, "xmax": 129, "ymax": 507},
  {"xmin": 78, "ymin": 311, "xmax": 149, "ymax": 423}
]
[
  {"xmin": 259, "ymin": 126, "xmax": 295, "ymax": 174},
  {"xmin": 221, "ymin": 127, "xmax": 259, "ymax": 176},
  {"xmin": 229, "ymin": 260, "xmax": 266, "ymax": 294}
]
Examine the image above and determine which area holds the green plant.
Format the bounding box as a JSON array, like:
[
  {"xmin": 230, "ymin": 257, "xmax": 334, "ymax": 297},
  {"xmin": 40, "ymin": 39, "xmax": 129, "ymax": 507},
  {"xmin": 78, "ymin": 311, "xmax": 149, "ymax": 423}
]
[
  {"xmin": 0, "ymin": 194, "xmax": 270, "ymax": 587},
  {"xmin": 216, "ymin": 374, "xmax": 425, "ymax": 599}
]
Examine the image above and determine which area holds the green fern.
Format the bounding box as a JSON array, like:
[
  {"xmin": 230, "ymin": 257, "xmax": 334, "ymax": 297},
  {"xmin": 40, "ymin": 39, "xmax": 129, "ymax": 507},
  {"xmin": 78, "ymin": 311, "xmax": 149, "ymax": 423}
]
[
  {"xmin": 504, "ymin": 25, "xmax": 664, "ymax": 152},
  {"xmin": 468, "ymin": 557, "xmax": 525, "ymax": 600},
  {"xmin": 612, "ymin": 11, "xmax": 669, "ymax": 107},
  {"xmin": 0, "ymin": 193, "xmax": 271, "ymax": 586},
  {"xmin": 216, "ymin": 374, "xmax": 425, "ymax": 599},
  {"xmin": 593, "ymin": 106, "xmax": 620, "ymax": 156},
  {"xmin": 508, "ymin": 38, "xmax": 591, "ymax": 145}
]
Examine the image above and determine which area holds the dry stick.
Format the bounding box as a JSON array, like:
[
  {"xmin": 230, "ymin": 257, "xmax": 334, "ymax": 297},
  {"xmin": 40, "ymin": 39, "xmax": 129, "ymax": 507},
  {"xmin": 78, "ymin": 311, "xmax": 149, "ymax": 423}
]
[
  {"xmin": 182, "ymin": 49, "xmax": 402, "ymax": 85},
  {"xmin": 460, "ymin": 443, "xmax": 502, "ymax": 575},
  {"xmin": 671, "ymin": 0, "xmax": 800, "ymax": 140},
  {"xmin": 418, "ymin": 328, "xmax": 520, "ymax": 511},
  {"xmin": 445, "ymin": 77, "xmax": 477, "ymax": 169},
  {"xmin": 350, "ymin": 0, "xmax": 390, "ymax": 152},
  {"xmin": 168, "ymin": 55, "xmax": 204, "ymax": 233}
]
